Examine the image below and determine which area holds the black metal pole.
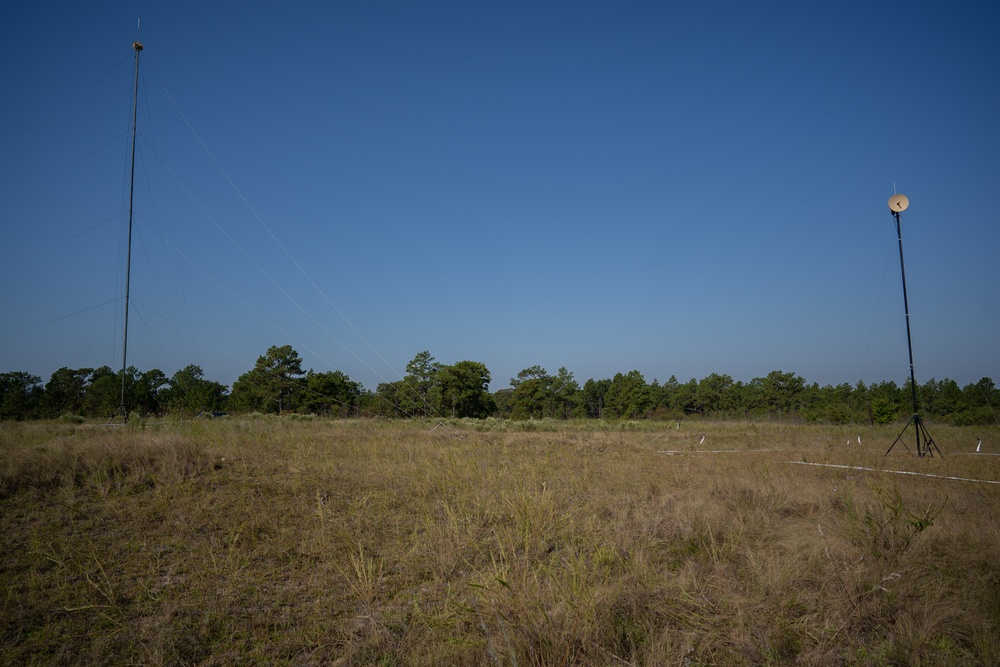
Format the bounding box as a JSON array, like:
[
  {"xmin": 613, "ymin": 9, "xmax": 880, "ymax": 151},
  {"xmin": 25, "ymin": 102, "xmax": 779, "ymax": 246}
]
[
  {"xmin": 118, "ymin": 40, "xmax": 143, "ymax": 422},
  {"xmin": 884, "ymin": 196, "xmax": 941, "ymax": 458},
  {"xmin": 893, "ymin": 209, "xmax": 923, "ymax": 456}
]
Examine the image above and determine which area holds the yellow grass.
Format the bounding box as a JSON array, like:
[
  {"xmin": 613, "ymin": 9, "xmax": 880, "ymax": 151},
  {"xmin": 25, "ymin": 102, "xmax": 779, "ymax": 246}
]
[{"xmin": 2, "ymin": 418, "xmax": 999, "ymax": 665}]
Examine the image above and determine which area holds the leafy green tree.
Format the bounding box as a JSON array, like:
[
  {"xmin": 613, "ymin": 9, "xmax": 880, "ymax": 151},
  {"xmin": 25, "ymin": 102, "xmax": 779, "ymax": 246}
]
[
  {"xmin": 369, "ymin": 351, "xmax": 443, "ymax": 418},
  {"xmin": 506, "ymin": 366, "xmax": 579, "ymax": 419},
  {"xmin": 581, "ymin": 378, "xmax": 611, "ymax": 419},
  {"xmin": 758, "ymin": 370, "xmax": 805, "ymax": 416},
  {"xmin": 355, "ymin": 388, "xmax": 378, "ymax": 416},
  {"xmin": 230, "ymin": 345, "xmax": 305, "ymax": 413},
  {"xmin": 162, "ymin": 365, "xmax": 228, "ymax": 415},
  {"xmin": 867, "ymin": 380, "xmax": 903, "ymax": 425},
  {"xmin": 729, "ymin": 380, "xmax": 751, "ymax": 418},
  {"xmin": 492, "ymin": 387, "xmax": 514, "ymax": 418},
  {"xmin": 0, "ymin": 372, "xmax": 43, "ymax": 420},
  {"xmin": 437, "ymin": 360, "xmax": 493, "ymax": 418},
  {"xmin": 819, "ymin": 382, "xmax": 855, "ymax": 423},
  {"xmin": 741, "ymin": 377, "xmax": 765, "ymax": 417},
  {"xmin": 132, "ymin": 369, "xmax": 168, "ymax": 416},
  {"xmin": 43, "ymin": 367, "xmax": 92, "ymax": 417},
  {"xmin": 871, "ymin": 396, "xmax": 897, "ymax": 424},
  {"xmin": 921, "ymin": 378, "xmax": 941, "ymax": 417},
  {"xmin": 695, "ymin": 373, "xmax": 736, "ymax": 416},
  {"xmin": 960, "ymin": 377, "xmax": 998, "ymax": 425},
  {"xmin": 605, "ymin": 370, "xmax": 652, "ymax": 419},
  {"xmin": 651, "ymin": 375, "xmax": 684, "ymax": 419},
  {"xmin": 373, "ymin": 380, "xmax": 409, "ymax": 417},
  {"xmin": 671, "ymin": 378, "xmax": 700, "ymax": 416},
  {"xmin": 509, "ymin": 366, "xmax": 553, "ymax": 419},
  {"xmin": 798, "ymin": 382, "xmax": 822, "ymax": 422},
  {"xmin": 302, "ymin": 370, "xmax": 363, "ymax": 417},
  {"xmin": 83, "ymin": 366, "xmax": 127, "ymax": 418},
  {"xmin": 404, "ymin": 351, "xmax": 441, "ymax": 417},
  {"xmin": 551, "ymin": 367, "xmax": 581, "ymax": 418},
  {"xmin": 932, "ymin": 379, "xmax": 964, "ymax": 421},
  {"xmin": 851, "ymin": 380, "xmax": 871, "ymax": 424}
]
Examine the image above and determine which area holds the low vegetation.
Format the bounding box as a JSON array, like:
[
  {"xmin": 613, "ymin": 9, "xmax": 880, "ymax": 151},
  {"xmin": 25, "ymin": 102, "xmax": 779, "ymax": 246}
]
[{"xmin": 3, "ymin": 418, "xmax": 999, "ymax": 665}]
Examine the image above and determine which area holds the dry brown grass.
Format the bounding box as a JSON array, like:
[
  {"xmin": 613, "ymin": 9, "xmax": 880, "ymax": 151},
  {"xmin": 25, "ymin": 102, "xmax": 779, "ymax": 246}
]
[{"xmin": 2, "ymin": 418, "xmax": 999, "ymax": 665}]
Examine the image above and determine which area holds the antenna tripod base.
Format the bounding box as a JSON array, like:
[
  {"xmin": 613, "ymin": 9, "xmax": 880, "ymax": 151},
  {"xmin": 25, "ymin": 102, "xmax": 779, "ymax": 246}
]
[
  {"xmin": 885, "ymin": 414, "xmax": 941, "ymax": 458},
  {"xmin": 107, "ymin": 405, "xmax": 129, "ymax": 426}
]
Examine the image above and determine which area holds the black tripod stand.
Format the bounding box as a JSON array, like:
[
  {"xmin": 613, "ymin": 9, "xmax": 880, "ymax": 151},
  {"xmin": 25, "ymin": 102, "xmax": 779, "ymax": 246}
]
[
  {"xmin": 888, "ymin": 412, "xmax": 941, "ymax": 457},
  {"xmin": 883, "ymin": 195, "xmax": 941, "ymax": 458}
]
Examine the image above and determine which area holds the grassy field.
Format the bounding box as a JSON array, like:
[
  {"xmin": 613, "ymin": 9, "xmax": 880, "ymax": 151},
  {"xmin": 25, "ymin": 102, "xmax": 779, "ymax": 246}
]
[{"xmin": 2, "ymin": 417, "xmax": 999, "ymax": 665}]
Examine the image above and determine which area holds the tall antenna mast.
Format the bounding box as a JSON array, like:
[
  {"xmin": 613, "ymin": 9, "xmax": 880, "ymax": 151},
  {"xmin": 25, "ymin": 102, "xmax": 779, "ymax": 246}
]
[
  {"xmin": 112, "ymin": 37, "xmax": 143, "ymax": 424},
  {"xmin": 883, "ymin": 194, "xmax": 941, "ymax": 458}
]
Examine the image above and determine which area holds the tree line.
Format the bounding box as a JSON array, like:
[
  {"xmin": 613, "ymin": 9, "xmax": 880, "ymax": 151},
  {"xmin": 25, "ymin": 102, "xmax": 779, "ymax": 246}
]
[{"xmin": 1, "ymin": 346, "xmax": 997, "ymax": 425}]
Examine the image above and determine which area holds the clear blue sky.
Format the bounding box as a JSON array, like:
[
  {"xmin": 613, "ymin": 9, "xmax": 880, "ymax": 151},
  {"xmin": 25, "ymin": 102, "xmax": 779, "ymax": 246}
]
[{"xmin": 2, "ymin": 1, "xmax": 998, "ymax": 392}]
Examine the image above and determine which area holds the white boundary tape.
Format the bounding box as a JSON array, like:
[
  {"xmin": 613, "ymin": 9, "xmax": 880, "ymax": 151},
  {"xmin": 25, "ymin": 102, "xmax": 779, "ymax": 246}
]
[
  {"xmin": 656, "ymin": 449, "xmax": 1000, "ymax": 485},
  {"xmin": 658, "ymin": 449, "xmax": 783, "ymax": 455},
  {"xmin": 788, "ymin": 461, "xmax": 1000, "ymax": 485}
]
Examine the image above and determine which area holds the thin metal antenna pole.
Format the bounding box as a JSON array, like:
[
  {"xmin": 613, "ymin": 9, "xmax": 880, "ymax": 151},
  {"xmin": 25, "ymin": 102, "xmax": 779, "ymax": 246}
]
[
  {"xmin": 884, "ymin": 196, "xmax": 941, "ymax": 458},
  {"xmin": 894, "ymin": 210, "xmax": 922, "ymax": 455},
  {"xmin": 116, "ymin": 40, "xmax": 143, "ymax": 422}
]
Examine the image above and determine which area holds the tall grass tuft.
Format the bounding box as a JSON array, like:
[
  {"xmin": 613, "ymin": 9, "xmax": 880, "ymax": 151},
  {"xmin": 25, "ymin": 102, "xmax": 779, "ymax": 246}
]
[{"xmin": 1, "ymin": 424, "xmax": 215, "ymax": 498}]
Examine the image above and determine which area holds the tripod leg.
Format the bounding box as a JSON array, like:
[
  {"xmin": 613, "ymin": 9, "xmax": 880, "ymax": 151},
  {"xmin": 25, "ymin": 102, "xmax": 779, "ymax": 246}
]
[
  {"xmin": 885, "ymin": 416, "xmax": 916, "ymax": 456},
  {"xmin": 917, "ymin": 419, "xmax": 943, "ymax": 458}
]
